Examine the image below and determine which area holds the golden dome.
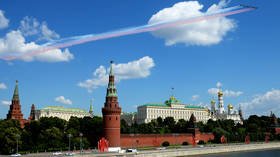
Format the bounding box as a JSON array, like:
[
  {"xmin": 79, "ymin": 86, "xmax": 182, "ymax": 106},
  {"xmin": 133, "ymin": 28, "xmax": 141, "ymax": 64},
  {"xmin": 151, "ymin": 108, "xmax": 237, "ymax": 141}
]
[
  {"xmin": 228, "ymin": 104, "xmax": 233, "ymax": 109},
  {"xmin": 218, "ymin": 91, "xmax": 223, "ymax": 96}
]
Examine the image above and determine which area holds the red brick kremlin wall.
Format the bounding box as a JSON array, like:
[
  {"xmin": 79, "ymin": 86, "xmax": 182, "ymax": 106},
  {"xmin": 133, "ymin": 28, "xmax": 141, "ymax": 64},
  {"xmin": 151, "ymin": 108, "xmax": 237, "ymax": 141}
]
[
  {"xmin": 120, "ymin": 133, "xmax": 214, "ymax": 148},
  {"xmin": 275, "ymin": 128, "xmax": 280, "ymax": 134}
]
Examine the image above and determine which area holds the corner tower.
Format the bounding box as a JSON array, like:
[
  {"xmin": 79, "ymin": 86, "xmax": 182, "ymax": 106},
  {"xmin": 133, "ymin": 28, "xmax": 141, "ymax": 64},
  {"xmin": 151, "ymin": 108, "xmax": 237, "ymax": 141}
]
[
  {"xmin": 6, "ymin": 80, "xmax": 25, "ymax": 128},
  {"xmin": 102, "ymin": 61, "xmax": 121, "ymax": 147}
]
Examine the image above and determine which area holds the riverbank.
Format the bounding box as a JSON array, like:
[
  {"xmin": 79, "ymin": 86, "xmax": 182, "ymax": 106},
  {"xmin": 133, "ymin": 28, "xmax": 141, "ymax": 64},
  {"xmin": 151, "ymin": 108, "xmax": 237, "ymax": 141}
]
[
  {"xmin": 6, "ymin": 142, "xmax": 280, "ymax": 157},
  {"xmin": 77, "ymin": 142, "xmax": 280, "ymax": 157},
  {"xmin": 134, "ymin": 142, "xmax": 280, "ymax": 157}
]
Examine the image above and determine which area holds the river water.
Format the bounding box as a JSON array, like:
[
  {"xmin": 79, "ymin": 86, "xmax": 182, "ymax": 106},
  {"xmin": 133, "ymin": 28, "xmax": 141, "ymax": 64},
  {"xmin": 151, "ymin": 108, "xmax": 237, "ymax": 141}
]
[{"xmin": 193, "ymin": 148, "xmax": 280, "ymax": 157}]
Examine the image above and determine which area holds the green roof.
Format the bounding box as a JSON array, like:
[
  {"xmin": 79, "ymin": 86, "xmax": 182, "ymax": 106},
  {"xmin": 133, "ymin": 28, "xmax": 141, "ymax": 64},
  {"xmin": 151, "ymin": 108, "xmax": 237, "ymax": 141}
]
[
  {"xmin": 141, "ymin": 103, "xmax": 206, "ymax": 109},
  {"xmin": 142, "ymin": 103, "xmax": 169, "ymax": 107},
  {"xmin": 41, "ymin": 106, "xmax": 89, "ymax": 113},
  {"xmin": 140, "ymin": 96, "xmax": 207, "ymax": 110},
  {"xmin": 185, "ymin": 105, "xmax": 205, "ymax": 109}
]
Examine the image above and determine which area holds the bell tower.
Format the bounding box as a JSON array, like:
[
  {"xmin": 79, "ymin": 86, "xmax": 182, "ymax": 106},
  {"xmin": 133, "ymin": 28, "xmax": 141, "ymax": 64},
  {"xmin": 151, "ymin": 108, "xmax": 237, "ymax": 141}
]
[
  {"xmin": 102, "ymin": 61, "xmax": 121, "ymax": 147},
  {"xmin": 218, "ymin": 88, "xmax": 225, "ymax": 114}
]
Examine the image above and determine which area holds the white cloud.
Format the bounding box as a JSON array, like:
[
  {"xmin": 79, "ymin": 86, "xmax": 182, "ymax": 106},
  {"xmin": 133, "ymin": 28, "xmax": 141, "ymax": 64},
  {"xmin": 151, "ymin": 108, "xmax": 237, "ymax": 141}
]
[
  {"xmin": 240, "ymin": 89, "xmax": 280, "ymax": 117},
  {"xmin": 223, "ymin": 90, "xmax": 243, "ymax": 97},
  {"xmin": 1, "ymin": 100, "xmax": 10, "ymax": 106},
  {"xmin": 208, "ymin": 81, "xmax": 243, "ymax": 97},
  {"xmin": 148, "ymin": 0, "xmax": 236, "ymax": 46},
  {"xmin": 78, "ymin": 65, "xmax": 108, "ymax": 92},
  {"xmin": 114, "ymin": 56, "xmax": 155, "ymax": 80},
  {"xmin": 0, "ymin": 30, "xmax": 73, "ymax": 62},
  {"xmin": 0, "ymin": 83, "xmax": 7, "ymax": 89},
  {"xmin": 0, "ymin": 15, "xmax": 72, "ymax": 62},
  {"xmin": 40, "ymin": 21, "xmax": 60, "ymax": 41},
  {"xmin": 0, "ymin": 10, "xmax": 9, "ymax": 29},
  {"xmin": 78, "ymin": 56, "xmax": 155, "ymax": 92},
  {"xmin": 19, "ymin": 16, "xmax": 40, "ymax": 36},
  {"xmin": 19, "ymin": 16, "xmax": 60, "ymax": 41},
  {"xmin": 55, "ymin": 96, "xmax": 72, "ymax": 105},
  {"xmin": 192, "ymin": 95, "xmax": 200, "ymax": 101},
  {"xmin": 208, "ymin": 88, "xmax": 243, "ymax": 97},
  {"xmin": 216, "ymin": 81, "xmax": 222, "ymax": 88},
  {"xmin": 208, "ymin": 88, "xmax": 219, "ymax": 95}
]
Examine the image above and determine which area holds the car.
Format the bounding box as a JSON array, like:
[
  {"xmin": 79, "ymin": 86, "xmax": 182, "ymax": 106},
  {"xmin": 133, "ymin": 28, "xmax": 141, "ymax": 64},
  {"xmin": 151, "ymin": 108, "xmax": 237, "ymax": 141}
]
[
  {"xmin": 52, "ymin": 152, "xmax": 63, "ymax": 156},
  {"xmin": 10, "ymin": 154, "xmax": 21, "ymax": 157},
  {"xmin": 126, "ymin": 148, "xmax": 137, "ymax": 153}
]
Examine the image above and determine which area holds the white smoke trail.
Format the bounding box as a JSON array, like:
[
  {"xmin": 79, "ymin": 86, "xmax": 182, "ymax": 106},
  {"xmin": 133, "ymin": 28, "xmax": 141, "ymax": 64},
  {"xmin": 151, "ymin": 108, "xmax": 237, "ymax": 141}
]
[{"xmin": 0, "ymin": 5, "xmax": 256, "ymax": 61}]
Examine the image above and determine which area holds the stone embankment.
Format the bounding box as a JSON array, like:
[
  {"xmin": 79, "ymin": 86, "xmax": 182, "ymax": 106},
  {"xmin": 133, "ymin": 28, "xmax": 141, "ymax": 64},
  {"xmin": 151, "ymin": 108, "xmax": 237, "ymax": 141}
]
[
  {"xmin": 79, "ymin": 142, "xmax": 280, "ymax": 157},
  {"xmin": 11, "ymin": 142, "xmax": 280, "ymax": 157}
]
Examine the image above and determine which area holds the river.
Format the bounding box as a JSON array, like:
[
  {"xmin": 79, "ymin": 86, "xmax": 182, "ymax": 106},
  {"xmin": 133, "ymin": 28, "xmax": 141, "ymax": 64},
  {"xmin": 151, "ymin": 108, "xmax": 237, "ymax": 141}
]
[{"xmin": 192, "ymin": 148, "xmax": 280, "ymax": 157}]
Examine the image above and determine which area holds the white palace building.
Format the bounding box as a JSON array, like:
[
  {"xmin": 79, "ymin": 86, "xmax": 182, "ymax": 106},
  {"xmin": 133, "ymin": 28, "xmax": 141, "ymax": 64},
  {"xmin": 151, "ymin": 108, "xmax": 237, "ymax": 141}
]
[
  {"xmin": 135, "ymin": 88, "xmax": 244, "ymax": 125},
  {"xmin": 34, "ymin": 104, "xmax": 93, "ymax": 121},
  {"xmin": 136, "ymin": 96, "xmax": 210, "ymax": 124}
]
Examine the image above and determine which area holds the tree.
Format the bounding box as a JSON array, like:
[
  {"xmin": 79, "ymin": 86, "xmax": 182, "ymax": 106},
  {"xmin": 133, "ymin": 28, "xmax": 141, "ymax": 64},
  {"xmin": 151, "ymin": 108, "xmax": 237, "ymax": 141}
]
[
  {"xmin": 80, "ymin": 116, "xmax": 102, "ymax": 148},
  {"xmin": 23, "ymin": 121, "xmax": 41, "ymax": 151},
  {"xmin": 67, "ymin": 117, "xmax": 81, "ymax": 132},
  {"xmin": 1, "ymin": 127, "xmax": 22, "ymax": 154},
  {"xmin": 163, "ymin": 117, "xmax": 175, "ymax": 133},
  {"xmin": 0, "ymin": 120, "xmax": 21, "ymax": 154},
  {"xmin": 121, "ymin": 119, "xmax": 129, "ymax": 133},
  {"xmin": 212, "ymin": 127, "xmax": 229, "ymax": 143},
  {"xmin": 39, "ymin": 127, "xmax": 64, "ymax": 151},
  {"xmin": 175, "ymin": 119, "xmax": 187, "ymax": 133},
  {"xmin": 39, "ymin": 117, "xmax": 66, "ymax": 131},
  {"xmin": 156, "ymin": 117, "xmax": 163, "ymax": 127}
]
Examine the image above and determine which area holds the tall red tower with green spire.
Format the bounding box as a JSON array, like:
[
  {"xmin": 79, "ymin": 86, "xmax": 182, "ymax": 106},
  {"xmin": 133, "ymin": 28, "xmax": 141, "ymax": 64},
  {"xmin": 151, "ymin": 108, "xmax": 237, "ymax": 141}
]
[
  {"xmin": 6, "ymin": 80, "xmax": 25, "ymax": 128},
  {"xmin": 102, "ymin": 61, "xmax": 122, "ymax": 147}
]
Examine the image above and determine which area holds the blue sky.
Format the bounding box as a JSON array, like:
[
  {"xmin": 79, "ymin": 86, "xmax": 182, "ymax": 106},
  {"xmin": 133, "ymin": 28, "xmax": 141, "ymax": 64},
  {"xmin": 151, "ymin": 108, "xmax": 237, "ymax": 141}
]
[{"xmin": 0, "ymin": 0, "xmax": 280, "ymax": 119}]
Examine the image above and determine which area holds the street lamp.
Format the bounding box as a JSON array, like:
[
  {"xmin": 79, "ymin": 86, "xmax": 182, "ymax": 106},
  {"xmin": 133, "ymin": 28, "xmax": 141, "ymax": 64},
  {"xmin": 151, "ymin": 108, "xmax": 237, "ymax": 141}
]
[
  {"xmin": 15, "ymin": 134, "xmax": 20, "ymax": 154},
  {"xmin": 68, "ymin": 134, "xmax": 72, "ymax": 153},
  {"xmin": 79, "ymin": 133, "xmax": 83, "ymax": 154}
]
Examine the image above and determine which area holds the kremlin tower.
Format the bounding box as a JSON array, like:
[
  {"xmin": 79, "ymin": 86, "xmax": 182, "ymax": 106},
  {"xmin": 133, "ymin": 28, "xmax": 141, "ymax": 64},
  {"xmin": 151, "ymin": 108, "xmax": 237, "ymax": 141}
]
[
  {"xmin": 89, "ymin": 99, "xmax": 94, "ymax": 117},
  {"xmin": 102, "ymin": 61, "xmax": 122, "ymax": 148},
  {"xmin": 6, "ymin": 80, "xmax": 25, "ymax": 128},
  {"xmin": 28, "ymin": 104, "xmax": 36, "ymax": 121}
]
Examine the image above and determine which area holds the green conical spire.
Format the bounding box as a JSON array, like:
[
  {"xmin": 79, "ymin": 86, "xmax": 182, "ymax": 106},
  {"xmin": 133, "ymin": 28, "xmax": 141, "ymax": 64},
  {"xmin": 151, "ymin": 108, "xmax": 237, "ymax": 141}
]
[
  {"xmin": 89, "ymin": 99, "xmax": 93, "ymax": 114},
  {"xmin": 109, "ymin": 60, "xmax": 114, "ymax": 76},
  {"xmin": 106, "ymin": 61, "xmax": 117, "ymax": 97},
  {"xmin": 12, "ymin": 80, "xmax": 19, "ymax": 101}
]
